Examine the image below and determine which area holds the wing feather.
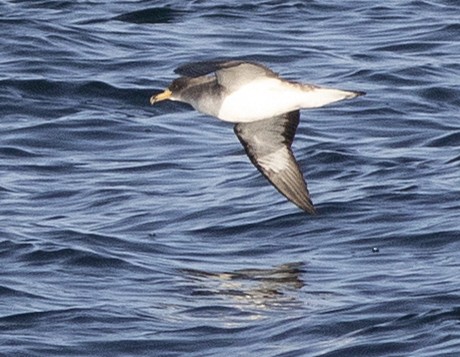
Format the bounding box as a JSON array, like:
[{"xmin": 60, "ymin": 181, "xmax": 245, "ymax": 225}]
[
  {"xmin": 175, "ymin": 60, "xmax": 278, "ymax": 79},
  {"xmin": 234, "ymin": 111, "xmax": 316, "ymax": 214}
]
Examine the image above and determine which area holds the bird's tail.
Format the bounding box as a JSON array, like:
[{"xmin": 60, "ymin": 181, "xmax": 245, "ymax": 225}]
[{"xmin": 299, "ymin": 86, "xmax": 365, "ymax": 109}]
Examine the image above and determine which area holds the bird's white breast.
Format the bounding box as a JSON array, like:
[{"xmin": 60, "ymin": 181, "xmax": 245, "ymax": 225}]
[
  {"xmin": 216, "ymin": 78, "xmax": 357, "ymax": 123},
  {"xmin": 217, "ymin": 79, "xmax": 304, "ymax": 123}
]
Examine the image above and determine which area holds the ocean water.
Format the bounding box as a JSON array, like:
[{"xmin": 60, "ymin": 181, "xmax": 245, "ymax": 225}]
[{"xmin": 1, "ymin": 1, "xmax": 460, "ymax": 356}]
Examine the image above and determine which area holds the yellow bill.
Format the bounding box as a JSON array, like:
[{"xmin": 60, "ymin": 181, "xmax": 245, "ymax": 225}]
[{"xmin": 150, "ymin": 89, "xmax": 172, "ymax": 105}]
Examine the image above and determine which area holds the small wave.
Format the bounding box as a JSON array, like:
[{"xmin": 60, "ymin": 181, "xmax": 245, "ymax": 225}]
[
  {"xmin": 113, "ymin": 7, "xmax": 183, "ymax": 24},
  {"xmin": 1, "ymin": 78, "xmax": 152, "ymax": 109},
  {"xmin": 0, "ymin": 285, "xmax": 43, "ymax": 300},
  {"xmin": 426, "ymin": 131, "xmax": 460, "ymax": 148},
  {"xmin": 0, "ymin": 146, "xmax": 40, "ymax": 158}
]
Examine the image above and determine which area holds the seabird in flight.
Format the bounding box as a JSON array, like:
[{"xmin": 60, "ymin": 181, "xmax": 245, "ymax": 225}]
[{"xmin": 150, "ymin": 60, "xmax": 364, "ymax": 214}]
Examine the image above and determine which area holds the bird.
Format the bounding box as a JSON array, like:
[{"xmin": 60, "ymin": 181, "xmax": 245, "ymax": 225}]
[{"xmin": 150, "ymin": 60, "xmax": 365, "ymax": 214}]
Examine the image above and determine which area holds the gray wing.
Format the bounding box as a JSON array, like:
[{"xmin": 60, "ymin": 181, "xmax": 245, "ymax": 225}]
[
  {"xmin": 175, "ymin": 60, "xmax": 279, "ymax": 89},
  {"xmin": 234, "ymin": 111, "xmax": 316, "ymax": 214}
]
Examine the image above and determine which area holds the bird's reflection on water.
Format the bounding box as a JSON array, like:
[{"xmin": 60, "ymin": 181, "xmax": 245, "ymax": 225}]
[{"xmin": 181, "ymin": 262, "xmax": 305, "ymax": 310}]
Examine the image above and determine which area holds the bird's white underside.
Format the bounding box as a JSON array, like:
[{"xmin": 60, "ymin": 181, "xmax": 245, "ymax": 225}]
[{"xmin": 217, "ymin": 78, "xmax": 356, "ymax": 123}]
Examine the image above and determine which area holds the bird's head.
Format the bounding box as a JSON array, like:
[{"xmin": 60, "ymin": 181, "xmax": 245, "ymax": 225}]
[{"xmin": 150, "ymin": 77, "xmax": 191, "ymax": 105}]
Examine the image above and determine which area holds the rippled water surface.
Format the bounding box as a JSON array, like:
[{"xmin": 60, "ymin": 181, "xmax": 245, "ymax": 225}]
[{"xmin": 1, "ymin": 1, "xmax": 460, "ymax": 356}]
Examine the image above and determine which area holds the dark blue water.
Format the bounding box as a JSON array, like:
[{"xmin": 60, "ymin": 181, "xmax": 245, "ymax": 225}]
[{"xmin": 1, "ymin": 1, "xmax": 460, "ymax": 356}]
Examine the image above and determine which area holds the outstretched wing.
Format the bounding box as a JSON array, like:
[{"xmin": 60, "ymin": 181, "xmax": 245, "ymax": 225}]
[
  {"xmin": 175, "ymin": 60, "xmax": 277, "ymax": 76},
  {"xmin": 175, "ymin": 60, "xmax": 279, "ymax": 90},
  {"xmin": 234, "ymin": 111, "xmax": 316, "ymax": 214}
]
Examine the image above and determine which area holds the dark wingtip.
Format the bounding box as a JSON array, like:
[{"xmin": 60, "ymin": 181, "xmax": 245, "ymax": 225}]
[{"xmin": 300, "ymin": 202, "xmax": 317, "ymax": 215}]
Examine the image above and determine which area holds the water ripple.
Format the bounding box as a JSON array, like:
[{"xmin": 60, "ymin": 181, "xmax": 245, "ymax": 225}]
[{"xmin": 1, "ymin": 0, "xmax": 460, "ymax": 356}]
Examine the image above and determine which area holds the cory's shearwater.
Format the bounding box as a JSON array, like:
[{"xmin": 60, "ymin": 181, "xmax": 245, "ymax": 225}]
[{"xmin": 151, "ymin": 60, "xmax": 365, "ymax": 214}]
